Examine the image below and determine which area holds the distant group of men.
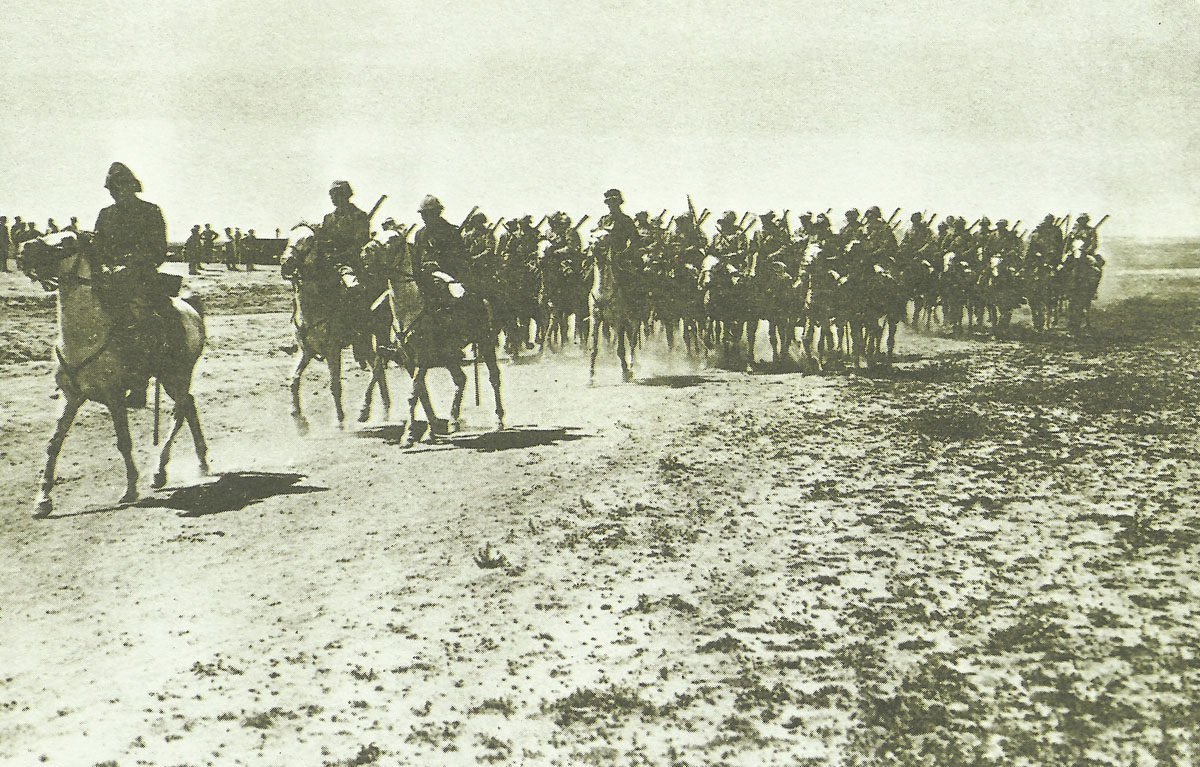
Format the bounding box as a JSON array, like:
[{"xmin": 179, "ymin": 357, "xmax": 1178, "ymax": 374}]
[
  {"xmin": 182, "ymin": 223, "xmax": 261, "ymax": 274},
  {"xmin": 0, "ymin": 215, "xmax": 81, "ymax": 272}
]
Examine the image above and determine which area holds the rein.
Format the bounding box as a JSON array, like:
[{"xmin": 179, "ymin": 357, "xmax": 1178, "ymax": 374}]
[{"xmin": 54, "ymin": 331, "xmax": 116, "ymax": 395}]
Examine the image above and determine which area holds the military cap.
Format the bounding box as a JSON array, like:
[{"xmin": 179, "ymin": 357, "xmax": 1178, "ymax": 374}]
[
  {"xmin": 470, "ymin": 212, "xmax": 487, "ymax": 226},
  {"xmin": 997, "ymin": 219, "xmax": 1009, "ymax": 228},
  {"xmin": 865, "ymin": 206, "xmax": 882, "ymax": 219},
  {"xmin": 553, "ymin": 211, "xmax": 571, "ymax": 224},
  {"xmin": 603, "ymin": 188, "xmax": 624, "ymax": 204},
  {"xmin": 719, "ymin": 211, "xmax": 737, "ymax": 224},
  {"xmin": 1077, "ymin": 213, "xmax": 1090, "ymax": 222},
  {"xmin": 418, "ymin": 194, "xmax": 443, "ymax": 214},
  {"xmin": 979, "ymin": 217, "xmax": 991, "ymax": 226},
  {"xmin": 104, "ymin": 162, "xmax": 142, "ymax": 193},
  {"xmin": 1042, "ymin": 214, "xmax": 1055, "ymax": 223},
  {"xmin": 635, "ymin": 211, "xmax": 649, "ymax": 222},
  {"xmin": 329, "ymin": 180, "xmax": 353, "ymax": 196},
  {"xmin": 910, "ymin": 212, "xmax": 922, "ymax": 222},
  {"xmin": 381, "ymin": 217, "xmax": 397, "ymax": 229},
  {"xmin": 503, "ymin": 219, "xmax": 520, "ymax": 231},
  {"xmin": 760, "ymin": 211, "xmax": 776, "ymax": 221}
]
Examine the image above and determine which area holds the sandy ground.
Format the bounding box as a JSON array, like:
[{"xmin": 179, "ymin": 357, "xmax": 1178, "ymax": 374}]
[{"xmin": 1, "ymin": 258, "xmax": 1199, "ymax": 766}]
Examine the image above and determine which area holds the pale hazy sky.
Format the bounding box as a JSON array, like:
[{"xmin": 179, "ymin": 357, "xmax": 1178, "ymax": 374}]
[{"xmin": 2, "ymin": 0, "xmax": 1197, "ymax": 239}]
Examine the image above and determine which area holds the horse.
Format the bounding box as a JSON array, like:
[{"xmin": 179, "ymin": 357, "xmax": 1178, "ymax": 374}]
[
  {"xmin": 280, "ymin": 224, "xmax": 384, "ymax": 435},
  {"xmin": 19, "ymin": 231, "xmax": 209, "ymax": 517},
  {"xmin": 646, "ymin": 254, "xmax": 703, "ymax": 356},
  {"xmin": 588, "ymin": 227, "xmax": 649, "ymax": 383},
  {"xmin": 537, "ymin": 240, "xmax": 589, "ymax": 353},
  {"xmin": 939, "ymin": 252, "xmax": 974, "ymax": 334},
  {"xmin": 374, "ymin": 236, "xmax": 505, "ymax": 447},
  {"xmin": 1061, "ymin": 242, "xmax": 1104, "ymax": 335}
]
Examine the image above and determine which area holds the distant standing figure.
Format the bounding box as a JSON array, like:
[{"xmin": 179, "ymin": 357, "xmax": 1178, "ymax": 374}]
[
  {"xmin": 0, "ymin": 215, "xmax": 9, "ymax": 272},
  {"xmin": 223, "ymin": 227, "xmax": 239, "ymax": 270},
  {"xmin": 65, "ymin": 216, "xmax": 80, "ymax": 233},
  {"xmin": 200, "ymin": 223, "xmax": 217, "ymax": 266},
  {"xmin": 185, "ymin": 224, "xmax": 203, "ymax": 275},
  {"xmin": 244, "ymin": 229, "xmax": 257, "ymax": 271},
  {"xmin": 46, "ymin": 218, "xmax": 59, "ymax": 234}
]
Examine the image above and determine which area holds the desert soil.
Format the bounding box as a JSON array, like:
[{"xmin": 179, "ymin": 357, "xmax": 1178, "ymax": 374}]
[{"xmin": 1, "ymin": 255, "xmax": 1198, "ymax": 766}]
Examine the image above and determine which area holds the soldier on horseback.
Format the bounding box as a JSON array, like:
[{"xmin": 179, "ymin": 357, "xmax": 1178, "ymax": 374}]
[
  {"xmin": 710, "ymin": 212, "xmax": 747, "ymax": 270},
  {"xmin": 602, "ymin": 189, "xmax": 639, "ymax": 253},
  {"xmin": 1028, "ymin": 213, "xmax": 1065, "ymax": 268},
  {"xmin": 92, "ymin": 161, "xmax": 173, "ymax": 408},
  {"xmin": 1069, "ymin": 214, "xmax": 1103, "ymax": 266},
  {"xmin": 412, "ymin": 194, "xmax": 471, "ymax": 309},
  {"xmin": 666, "ymin": 213, "xmax": 708, "ymax": 267},
  {"xmin": 322, "ymin": 180, "xmax": 371, "ymax": 290}
]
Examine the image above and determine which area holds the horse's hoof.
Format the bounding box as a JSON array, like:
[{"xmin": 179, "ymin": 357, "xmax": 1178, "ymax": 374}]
[
  {"xmin": 118, "ymin": 491, "xmax": 138, "ymax": 506},
  {"xmin": 33, "ymin": 500, "xmax": 52, "ymax": 518},
  {"xmin": 294, "ymin": 417, "xmax": 310, "ymax": 437},
  {"xmin": 357, "ymin": 410, "xmax": 370, "ymax": 424},
  {"xmin": 151, "ymin": 472, "xmax": 167, "ymax": 490},
  {"xmin": 198, "ymin": 462, "xmax": 211, "ymax": 477},
  {"xmin": 622, "ymin": 371, "xmax": 635, "ymax": 383}
]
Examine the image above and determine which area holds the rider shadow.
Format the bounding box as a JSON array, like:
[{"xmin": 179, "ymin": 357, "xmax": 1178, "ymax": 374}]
[
  {"xmin": 449, "ymin": 426, "xmax": 588, "ymax": 452},
  {"xmin": 136, "ymin": 472, "xmax": 327, "ymax": 518}
]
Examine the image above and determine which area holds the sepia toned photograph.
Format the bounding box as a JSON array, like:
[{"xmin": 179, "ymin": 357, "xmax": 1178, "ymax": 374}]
[{"xmin": 1, "ymin": 1, "xmax": 1197, "ymax": 764}]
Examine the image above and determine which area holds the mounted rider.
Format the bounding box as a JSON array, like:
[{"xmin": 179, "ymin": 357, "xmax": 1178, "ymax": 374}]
[
  {"xmin": 901, "ymin": 212, "xmax": 934, "ymax": 260},
  {"xmin": 321, "ymin": 180, "xmax": 371, "ymax": 291},
  {"xmin": 751, "ymin": 211, "xmax": 791, "ymax": 275},
  {"xmin": 1068, "ymin": 214, "xmax": 1103, "ymax": 266},
  {"xmin": 92, "ymin": 161, "xmax": 173, "ymax": 408},
  {"xmin": 1027, "ymin": 213, "xmax": 1065, "ymax": 268},
  {"xmin": 666, "ymin": 213, "xmax": 708, "ymax": 268},
  {"xmin": 601, "ymin": 188, "xmax": 640, "ymax": 254},
  {"xmin": 412, "ymin": 194, "xmax": 471, "ymax": 309},
  {"xmin": 710, "ymin": 211, "xmax": 748, "ymax": 271}
]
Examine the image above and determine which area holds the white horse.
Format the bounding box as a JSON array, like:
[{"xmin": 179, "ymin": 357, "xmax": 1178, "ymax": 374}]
[
  {"xmin": 19, "ymin": 231, "xmax": 209, "ymax": 517},
  {"xmin": 280, "ymin": 224, "xmax": 385, "ymax": 435}
]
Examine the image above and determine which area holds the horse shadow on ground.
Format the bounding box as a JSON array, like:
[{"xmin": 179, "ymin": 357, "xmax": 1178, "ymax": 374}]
[
  {"xmin": 357, "ymin": 424, "xmax": 589, "ymax": 453},
  {"xmin": 139, "ymin": 472, "xmax": 326, "ymax": 517},
  {"xmin": 636, "ymin": 374, "xmax": 712, "ymax": 388}
]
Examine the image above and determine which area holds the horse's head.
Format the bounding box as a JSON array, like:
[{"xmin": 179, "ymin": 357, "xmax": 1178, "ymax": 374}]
[
  {"xmin": 280, "ymin": 223, "xmax": 319, "ymax": 281},
  {"xmin": 18, "ymin": 230, "xmax": 94, "ymax": 290}
]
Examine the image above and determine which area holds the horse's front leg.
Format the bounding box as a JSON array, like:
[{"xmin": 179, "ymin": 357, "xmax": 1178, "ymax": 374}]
[
  {"xmin": 290, "ymin": 348, "xmax": 314, "ymax": 436},
  {"xmin": 106, "ymin": 401, "xmax": 139, "ymax": 506},
  {"xmin": 35, "ymin": 395, "xmax": 82, "ymax": 517},
  {"xmin": 588, "ymin": 306, "xmax": 602, "ymax": 386},
  {"xmin": 327, "ymin": 350, "xmax": 345, "ymax": 429},
  {"xmin": 449, "ymin": 366, "xmax": 468, "ymax": 432}
]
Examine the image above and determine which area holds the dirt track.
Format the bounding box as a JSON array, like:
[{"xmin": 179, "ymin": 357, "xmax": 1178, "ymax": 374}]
[{"xmin": 1, "ymin": 261, "xmax": 1199, "ymax": 766}]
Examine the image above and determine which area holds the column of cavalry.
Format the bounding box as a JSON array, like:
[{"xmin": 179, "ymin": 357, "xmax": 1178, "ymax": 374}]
[{"xmin": 14, "ymin": 167, "xmax": 1108, "ymax": 517}]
